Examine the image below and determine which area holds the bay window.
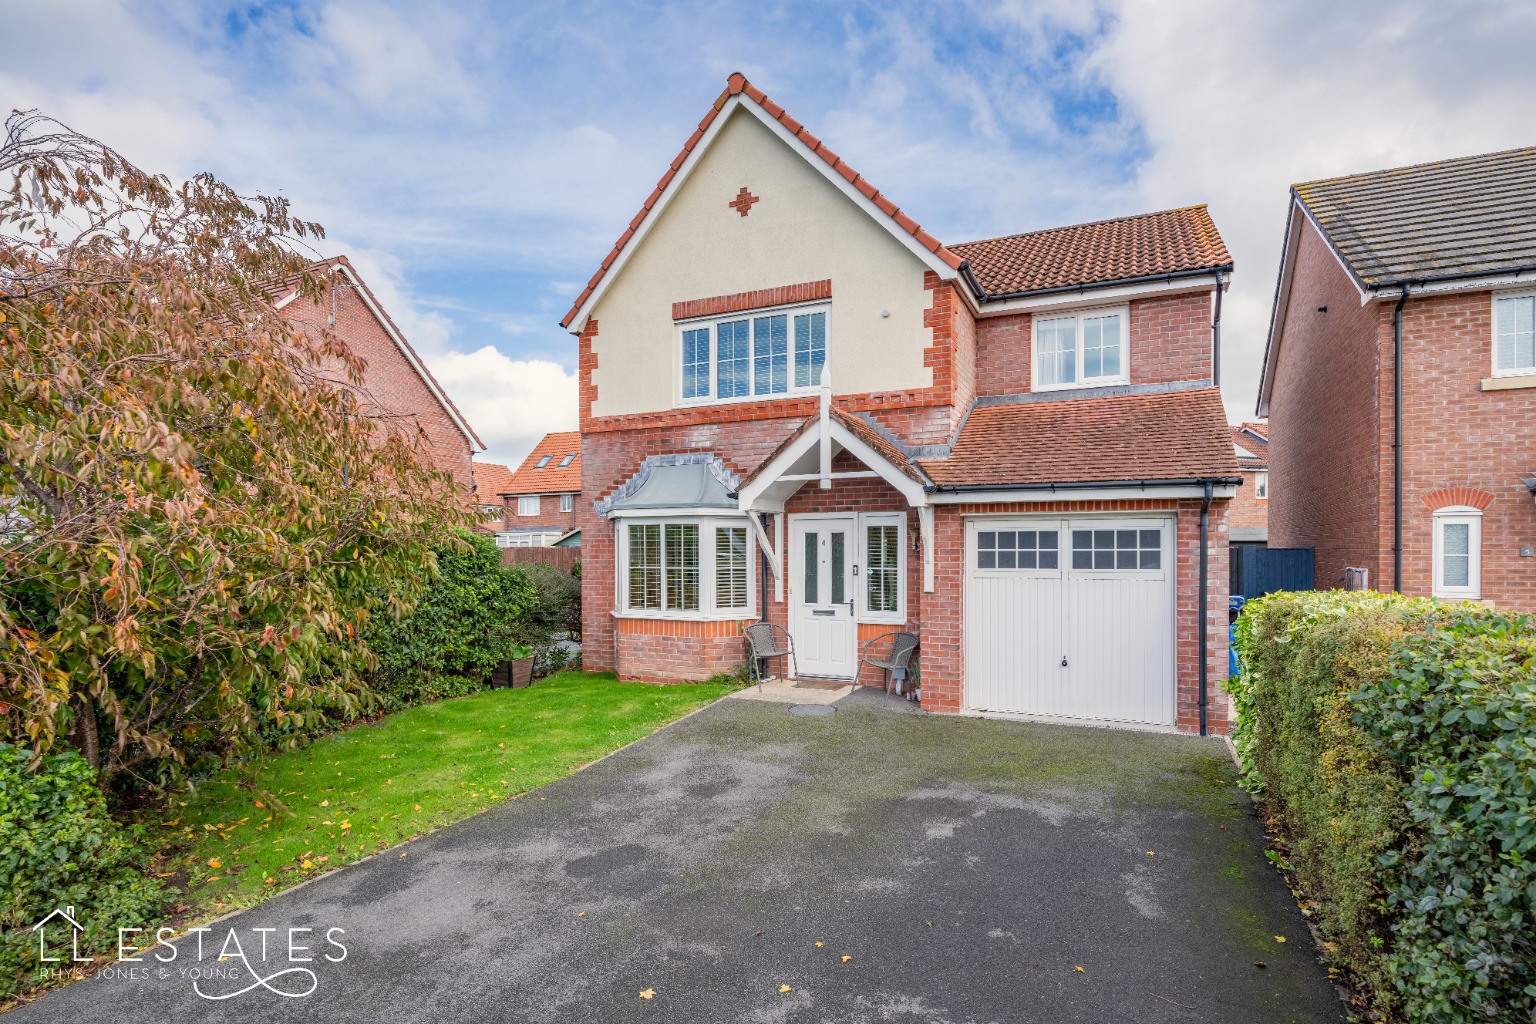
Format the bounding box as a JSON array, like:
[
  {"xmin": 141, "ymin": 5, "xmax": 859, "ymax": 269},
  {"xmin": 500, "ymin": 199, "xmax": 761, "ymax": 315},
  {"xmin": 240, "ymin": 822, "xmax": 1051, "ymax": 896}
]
[
  {"xmin": 1034, "ymin": 306, "xmax": 1128, "ymax": 391},
  {"xmin": 621, "ymin": 517, "xmax": 754, "ymax": 616},
  {"xmin": 678, "ymin": 302, "xmax": 829, "ymax": 405}
]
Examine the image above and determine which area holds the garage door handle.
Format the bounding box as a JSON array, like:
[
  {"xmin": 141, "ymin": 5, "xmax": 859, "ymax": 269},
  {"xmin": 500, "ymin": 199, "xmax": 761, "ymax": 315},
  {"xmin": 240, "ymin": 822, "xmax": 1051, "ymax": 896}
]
[{"xmin": 1061, "ymin": 656, "xmax": 1068, "ymax": 667}]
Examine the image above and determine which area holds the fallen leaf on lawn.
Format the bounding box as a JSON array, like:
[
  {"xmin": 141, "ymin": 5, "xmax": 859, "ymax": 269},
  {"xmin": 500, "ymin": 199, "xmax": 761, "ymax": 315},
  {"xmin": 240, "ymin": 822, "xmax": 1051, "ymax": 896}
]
[
  {"xmin": 301, "ymin": 859, "xmax": 313, "ymax": 869},
  {"xmin": 339, "ymin": 821, "xmax": 351, "ymax": 830},
  {"xmin": 498, "ymin": 743, "xmax": 505, "ymax": 748},
  {"xmin": 779, "ymin": 985, "xmax": 792, "ymax": 994},
  {"xmin": 254, "ymin": 800, "xmax": 263, "ymax": 808},
  {"xmin": 1075, "ymin": 966, "xmax": 1085, "ymax": 973},
  {"xmin": 414, "ymin": 804, "xmax": 422, "ymax": 811},
  {"xmin": 264, "ymin": 877, "xmax": 276, "ymax": 885},
  {"xmin": 841, "ymin": 956, "xmax": 852, "ymax": 963},
  {"xmin": 207, "ymin": 858, "xmax": 221, "ymax": 869},
  {"xmin": 1274, "ymin": 936, "xmax": 1287, "ymax": 943},
  {"xmin": 638, "ymin": 988, "xmax": 654, "ymax": 1000}
]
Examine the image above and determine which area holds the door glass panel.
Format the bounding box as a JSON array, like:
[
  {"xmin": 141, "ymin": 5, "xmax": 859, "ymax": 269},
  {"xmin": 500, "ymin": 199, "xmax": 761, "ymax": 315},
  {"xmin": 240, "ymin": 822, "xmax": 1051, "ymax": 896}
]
[
  {"xmin": 803, "ymin": 531, "xmax": 819, "ymax": 604},
  {"xmin": 831, "ymin": 532, "xmax": 845, "ymax": 605}
]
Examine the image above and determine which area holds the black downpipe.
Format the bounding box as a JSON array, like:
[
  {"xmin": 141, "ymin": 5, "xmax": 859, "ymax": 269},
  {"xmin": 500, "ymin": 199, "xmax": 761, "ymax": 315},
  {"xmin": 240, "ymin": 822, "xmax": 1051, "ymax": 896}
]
[
  {"xmin": 1393, "ymin": 287, "xmax": 1408, "ymax": 592},
  {"xmin": 1211, "ymin": 270, "xmax": 1225, "ymax": 387},
  {"xmin": 1198, "ymin": 480, "xmax": 1213, "ymax": 736}
]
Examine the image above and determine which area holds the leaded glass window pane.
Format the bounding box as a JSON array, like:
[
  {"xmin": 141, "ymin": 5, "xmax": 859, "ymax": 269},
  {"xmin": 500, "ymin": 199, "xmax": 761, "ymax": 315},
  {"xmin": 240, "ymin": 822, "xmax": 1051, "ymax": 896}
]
[
  {"xmin": 717, "ymin": 320, "xmax": 751, "ymax": 398},
  {"xmin": 682, "ymin": 327, "xmax": 711, "ymax": 399},
  {"xmin": 794, "ymin": 311, "xmax": 826, "ymax": 387},
  {"xmin": 753, "ymin": 314, "xmax": 788, "ymax": 395}
]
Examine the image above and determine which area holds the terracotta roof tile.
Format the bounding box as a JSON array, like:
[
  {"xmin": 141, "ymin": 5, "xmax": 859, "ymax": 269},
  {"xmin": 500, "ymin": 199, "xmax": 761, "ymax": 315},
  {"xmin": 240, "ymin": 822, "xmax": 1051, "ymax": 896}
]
[
  {"xmin": 561, "ymin": 73, "xmax": 962, "ymax": 329},
  {"xmin": 473, "ymin": 461, "xmax": 517, "ymax": 500},
  {"xmin": 921, "ymin": 389, "xmax": 1238, "ymax": 487},
  {"xmin": 950, "ymin": 207, "xmax": 1232, "ymax": 297},
  {"xmin": 503, "ymin": 431, "xmax": 582, "ymax": 495},
  {"xmin": 1230, "ymin": 425, "xmax": 1268, "ymax": 470}
]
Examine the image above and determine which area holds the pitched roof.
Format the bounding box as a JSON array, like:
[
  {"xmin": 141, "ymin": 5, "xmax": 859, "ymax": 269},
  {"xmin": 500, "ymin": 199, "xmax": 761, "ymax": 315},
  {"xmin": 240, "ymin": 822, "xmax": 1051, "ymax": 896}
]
[
  {"xmin": 473, "ymin": 461, "xmax": 516, "ymax": 501},
  {"xmin": 560, "ymin": 73, "xmax": 962, "ymax": 329},
  {"xmin": 1294, "ymin": 147, "xmax": 1536, "ymax": 287},
  {"xmin": 950, "ymin": 206, "xmax": 1232, "ymax": 298},
  {"xmin": 504, "ymin": 431, "xmax": 582, "ymax": 495},
  {"xmin": 921, "ymin": 389, "xmax": 1238, "ymax": 488},
  {"xmin": 1230, "ymin": 425, "xmax": 1268, "ymax": 470}
]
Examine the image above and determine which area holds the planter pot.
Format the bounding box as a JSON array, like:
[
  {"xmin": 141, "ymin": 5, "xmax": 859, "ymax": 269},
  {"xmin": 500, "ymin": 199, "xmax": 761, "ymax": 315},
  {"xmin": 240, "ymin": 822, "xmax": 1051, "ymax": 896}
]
[{"xmin": 509, "ymin": 657, "xmax": 535, "ymax": 689}]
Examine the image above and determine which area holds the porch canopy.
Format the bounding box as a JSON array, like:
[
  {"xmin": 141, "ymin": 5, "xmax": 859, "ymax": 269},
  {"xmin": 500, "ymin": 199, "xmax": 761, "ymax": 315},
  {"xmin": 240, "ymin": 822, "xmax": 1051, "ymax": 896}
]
[{"xmin": 735, "ymin": 393, "xmax": 935, "ymax": 594}]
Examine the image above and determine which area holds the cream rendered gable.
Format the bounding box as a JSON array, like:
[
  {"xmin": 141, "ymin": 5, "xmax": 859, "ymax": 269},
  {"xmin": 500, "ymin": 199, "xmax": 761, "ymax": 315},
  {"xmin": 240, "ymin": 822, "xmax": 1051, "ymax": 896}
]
[{"xmin": 587, "ymin": 107, "xmax": 934, "ymax": 418}]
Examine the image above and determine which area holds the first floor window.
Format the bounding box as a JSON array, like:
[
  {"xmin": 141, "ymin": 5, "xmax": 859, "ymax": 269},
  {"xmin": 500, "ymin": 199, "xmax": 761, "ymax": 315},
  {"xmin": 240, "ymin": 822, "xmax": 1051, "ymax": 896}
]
[
  {"xmin": 678, "ymin": 303, "xmax": 830, "ymax": 404},
  {"xmin": 560, "ymin": 493, "xmax": 574, "ymax": 513},
  {"xmin": 866, "ymin": 523, "xmax": 899, "ymax": 613},
  {"xmin": 1035, "ymin": 307, "xmax": 1127, "ymax": 390},
  {"xmin": 1433, "ymin": 508, "xmax": 1482, "ymax": 599},
  {"xmin": 1495, "ymin": 293, "xmax": 1536, "ymax": 375},
  {"xmin": 1254, "ymin": 471, "xmax": 1269, "ymax": 499},
  {"xmin": 624, "ymin": 518, "xmax": 750, "ymax": 615},
  {"xmin": 518, "ymin": 495, "xmax": 540, "ymax": 517}
]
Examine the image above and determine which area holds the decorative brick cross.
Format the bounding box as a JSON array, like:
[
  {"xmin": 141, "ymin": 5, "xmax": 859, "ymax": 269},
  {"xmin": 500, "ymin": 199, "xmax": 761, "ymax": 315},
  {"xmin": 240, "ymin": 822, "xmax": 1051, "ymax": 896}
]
[{"xmin": 728, "ymin": 186, "xmax": 760, "ymax": 217}]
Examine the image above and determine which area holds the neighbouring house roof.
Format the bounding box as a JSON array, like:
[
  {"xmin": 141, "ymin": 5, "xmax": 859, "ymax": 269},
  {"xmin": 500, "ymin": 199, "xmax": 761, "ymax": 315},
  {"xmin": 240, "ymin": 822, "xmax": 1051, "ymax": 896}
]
[
  {"xmin": 504, "ymin": 431, "xmax": 582, "ymax": 495},
  {"xmin": 921, "ymin": 389, "xmax": 1239, "ymax": 488},
  {"xmin": 278, "ymin": 256, "xmax": 485, "ymax": 451},
  {"xmin": 473, "ymin": 461, "xmax": 516, "ymax": 502},
  {"xmin": 950, "ymin": 207, "xmax": 1233, "ymax": 298},
  {"xmin": 1230, "ymin": 425, "xmax": 1268, "ymax": 470},
  {"xmin": 1294, "ymin": 146, "xmax": 1536, "ymax": 288},
  {"xmin": 561, "ymin": 73, "xmax": 962, "ymax": 330}
]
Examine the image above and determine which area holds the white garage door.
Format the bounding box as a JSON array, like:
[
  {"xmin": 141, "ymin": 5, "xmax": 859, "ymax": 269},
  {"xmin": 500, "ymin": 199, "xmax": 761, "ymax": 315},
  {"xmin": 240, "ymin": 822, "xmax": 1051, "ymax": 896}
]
[{"xmin": 964, "ymin": 517, "xmax": 1175, "ymax": 727}]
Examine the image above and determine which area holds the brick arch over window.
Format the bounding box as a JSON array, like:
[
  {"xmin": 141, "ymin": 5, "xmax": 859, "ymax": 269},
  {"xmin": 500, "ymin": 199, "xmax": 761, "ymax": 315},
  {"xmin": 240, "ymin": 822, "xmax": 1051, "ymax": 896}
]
[{"xmin": 1422, "ymin": 487, "xmax": 1494, "ymax": 511}]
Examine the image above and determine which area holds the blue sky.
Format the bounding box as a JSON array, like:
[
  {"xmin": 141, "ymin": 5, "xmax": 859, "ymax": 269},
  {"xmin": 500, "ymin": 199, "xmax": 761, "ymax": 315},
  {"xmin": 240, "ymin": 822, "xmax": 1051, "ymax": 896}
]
[{"xmin": 6, "ymin": 1, "xmax": 1536, "ymax": 466}]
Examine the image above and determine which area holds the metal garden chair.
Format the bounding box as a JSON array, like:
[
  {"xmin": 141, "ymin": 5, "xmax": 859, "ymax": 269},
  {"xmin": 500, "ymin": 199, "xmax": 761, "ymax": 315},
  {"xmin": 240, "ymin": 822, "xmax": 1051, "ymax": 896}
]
[
  {"xmin": 859, "ymin": 631, "xmax": 920, "ymax": 697},
  {"xmin": 743, "ymin": 622, "xmax": 796, "ymax": 693}
]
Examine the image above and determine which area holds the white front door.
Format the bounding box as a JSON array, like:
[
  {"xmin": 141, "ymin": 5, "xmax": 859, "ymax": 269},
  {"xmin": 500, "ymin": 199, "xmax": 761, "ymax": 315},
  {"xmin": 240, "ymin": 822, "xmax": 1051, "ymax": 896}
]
[
  {"xmin": 789, "ymin": 514, "xmax": 856, "ymax": 678},
  {"xmin": 964, "ymin": 517, "xmax": 1175, "ymax": 726}
]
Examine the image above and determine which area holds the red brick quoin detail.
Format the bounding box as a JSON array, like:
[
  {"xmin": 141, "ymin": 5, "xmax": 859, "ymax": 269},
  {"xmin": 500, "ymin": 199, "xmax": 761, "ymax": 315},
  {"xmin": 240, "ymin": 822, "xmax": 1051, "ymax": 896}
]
[
  {"xmin": 923, "ymin": 270, "xmax": 957, "ymax": 402},
  {"xmin": 728, "ymin": 187, "xmax": 760, "ymax": 217},
  {"xmin": 1422, "ymin": 487, "xmax": 1495, "ymax": 511},
  {"xmin": 673, "ymin": 280, "xmax": 831, "ymax": 322},
  {"xmin": 578, "ymin": 318, "xmax": 600, "ymax": 426}
]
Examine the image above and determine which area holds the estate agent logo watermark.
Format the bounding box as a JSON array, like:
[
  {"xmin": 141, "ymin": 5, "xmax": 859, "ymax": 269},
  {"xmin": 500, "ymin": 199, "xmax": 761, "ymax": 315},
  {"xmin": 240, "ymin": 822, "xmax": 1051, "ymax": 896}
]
[{"xmin": 32, "ymin": 906, "xmax": 348, "ymax": 1001}]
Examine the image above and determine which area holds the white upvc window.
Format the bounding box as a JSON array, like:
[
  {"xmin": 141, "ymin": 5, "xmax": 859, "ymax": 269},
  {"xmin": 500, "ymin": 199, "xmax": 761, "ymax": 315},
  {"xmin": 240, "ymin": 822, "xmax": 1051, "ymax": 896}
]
[
  {"xmin": 560, "ymin": 493, "xmax": 574, "ymax": 513},
  {"xmin": 619, "ymin": 517, "xmax": 754, "ymax": 617},
  {"xmin": 1254, "ymin": 471, "xmax": 1269, "ymax": 499},
  {"xmin": 1493, "ymin": 292, "xmax": 1536, "ymax": 376},
  {"xmin": 1432, "ymin": 507, "xmax": 1482, "ymax": 600},
  {"xmin": 678, "ymin": 302, "xmax": 830, "ymax": 405},
  {"xmin": 860, "ymin": 512, "xmax": 906, "ymax": 622},
  {"xmin": 518, "ymin": 495, "xmax": 540, "ymax": 517},
  {"xmin": 1033, "ymin": 305, "xmax": 1129, "ymax": 391}
]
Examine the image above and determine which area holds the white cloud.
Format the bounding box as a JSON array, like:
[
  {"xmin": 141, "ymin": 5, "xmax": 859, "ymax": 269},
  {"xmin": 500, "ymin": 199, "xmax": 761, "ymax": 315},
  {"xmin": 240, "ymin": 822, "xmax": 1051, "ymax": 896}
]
[{"xmin": 428, "ymin": 349, "xmax": 578, "ymax": 469}]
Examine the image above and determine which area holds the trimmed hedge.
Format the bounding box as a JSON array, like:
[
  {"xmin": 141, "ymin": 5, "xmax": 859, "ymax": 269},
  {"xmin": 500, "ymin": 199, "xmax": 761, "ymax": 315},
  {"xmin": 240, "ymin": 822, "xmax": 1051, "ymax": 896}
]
[
  {"xmin": 1231, "ymin": 591, "xmax": 1535, "ymax": 1023},
  {"xmin": 0, "ymin": 743, "xmax": 167, "ymax": 1002}
]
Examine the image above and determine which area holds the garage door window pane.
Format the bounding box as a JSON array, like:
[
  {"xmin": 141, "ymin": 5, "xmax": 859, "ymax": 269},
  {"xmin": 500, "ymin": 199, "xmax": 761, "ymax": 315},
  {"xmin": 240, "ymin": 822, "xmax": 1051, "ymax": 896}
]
[
  {"xmin": 1073, "ymin": 526, "xmax": 1161, "ymax": 570},
  {"xmin": 979, "ymin": 528, "xmax": 1058, "ymax": 570}
]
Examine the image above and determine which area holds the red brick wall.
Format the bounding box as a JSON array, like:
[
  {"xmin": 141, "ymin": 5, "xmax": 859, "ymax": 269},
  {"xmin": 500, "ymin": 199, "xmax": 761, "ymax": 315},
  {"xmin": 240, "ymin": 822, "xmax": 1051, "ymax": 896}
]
[
  {"xmin": 975, "ymin": 312, "xmax": 1032, "ymax": 397},
  {"xmin": 1267, "ymin": 219, "xmax": 1382, "ymax": 589},
  {"xmin": 1228, "ymin": 470, "xmax": 1268, "ymax": 530},
  {"xmin": 1376, "ymin": 291, "xmax": 1536, "ymax": 609},
  {"xmin": 614, "ymin": 619, "xmax": 753, "ymax": 681},
  {"xmin": 500, "ymin": 493, "xmax": 580, "ymax": 535},
  {"xmin": 287, "ymin": 284, "xmax": 475, "ymax": 490}
]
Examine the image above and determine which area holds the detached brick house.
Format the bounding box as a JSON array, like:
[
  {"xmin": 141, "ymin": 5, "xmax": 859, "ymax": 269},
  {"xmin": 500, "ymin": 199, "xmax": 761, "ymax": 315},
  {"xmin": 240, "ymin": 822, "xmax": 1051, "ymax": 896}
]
[
  {"xmin": 1259, "ymin": 148, "xmax": 1536, "ymax": 608},
  {"xmin": 278, "ymin": 256, "xmax": 484, "ymax": 489},
  {"xmin": 472, "ymin": 461, "xmax": 517, "ymax": 534},
  {"xmin": 1228, "ymin": 422, "xmax": 1269, "ymax": 545},
  {"xmin": 495, "ymin": 431, "xmax": 582, "ymax": 547},
  {"xmin": 566, "ymin": 75, "xmax": 1239, "ymax": 734}
]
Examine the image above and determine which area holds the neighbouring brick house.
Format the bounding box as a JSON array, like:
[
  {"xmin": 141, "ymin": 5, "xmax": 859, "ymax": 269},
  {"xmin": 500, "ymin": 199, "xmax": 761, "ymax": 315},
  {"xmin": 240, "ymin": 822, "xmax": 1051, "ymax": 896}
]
[
  {"xmin": 278, "ymin": 256, "xmax": 484, "ymax": 489},
  {"xmin": 566, "ymin": 74, "xmax": 1239, "ymax": 734},
  {"xmin": 472, "ymin": 461, "xmax": 517, "ymax": 535},
  {"xmin": 495, "ymin": 431, "xmax": 582, "ymax": 547},
  {"xmin": 1259, "ymin": 148, "xmax": 1536, "ymax": 608},
  {"xmin": 1229, "ymin": 422, "xmax": 1269, "ymax": 546}
]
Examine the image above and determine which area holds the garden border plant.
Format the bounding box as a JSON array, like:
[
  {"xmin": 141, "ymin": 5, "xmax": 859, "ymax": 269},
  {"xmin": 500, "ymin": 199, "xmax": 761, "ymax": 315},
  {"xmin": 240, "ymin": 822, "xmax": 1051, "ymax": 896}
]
[{"xmin": 1231, "ymin": 591, "xmax": 1535, "ymax": 1023}]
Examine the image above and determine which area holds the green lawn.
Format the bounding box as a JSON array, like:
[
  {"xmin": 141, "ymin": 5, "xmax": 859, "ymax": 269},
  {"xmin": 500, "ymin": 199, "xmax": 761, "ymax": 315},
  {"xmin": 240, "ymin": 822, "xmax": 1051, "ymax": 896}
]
[{"xmin": 156, "ymin": 672, "xmax": 737, "ymax": 916}]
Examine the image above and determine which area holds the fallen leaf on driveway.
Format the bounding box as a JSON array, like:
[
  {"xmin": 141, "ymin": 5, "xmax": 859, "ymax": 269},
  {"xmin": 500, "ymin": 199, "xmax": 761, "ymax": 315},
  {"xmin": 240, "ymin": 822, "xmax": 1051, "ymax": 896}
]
[
  {"xmin": 779, "ymin": 984, "xmax": 793, "ymax": 994},
  {"xmin": 1074, "ymin": 966, "xmax": 1085, "ymax": 973},
  {"xmin": 1254, "ymin": 961, "xmax": 1267, "ymax": 969},
  {"xmin": 638, "ymin": 988, "xmax": 655, "ymax": 1000},
  {"xmin": 841, "ymin": 956, "xmax": 852, "ymax": 963},
  {"xmin": 814, "ymin": 941, "xmax": 823, "ymax": 948},
  {"xmin": 1274, "ymin": 936, "xmax": 1287, "ymax": 943}
]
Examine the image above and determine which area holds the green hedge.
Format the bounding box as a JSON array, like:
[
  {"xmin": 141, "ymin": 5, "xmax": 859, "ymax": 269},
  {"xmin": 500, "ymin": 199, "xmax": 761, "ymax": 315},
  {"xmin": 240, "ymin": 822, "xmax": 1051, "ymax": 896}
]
[
  {"xmin": 1231, "ymin": 591, "xmax": 1535, "ymax": 1022},
  {"xmin": 0, "ymin": 743, "xmax": 167, "ymax": 1002}
]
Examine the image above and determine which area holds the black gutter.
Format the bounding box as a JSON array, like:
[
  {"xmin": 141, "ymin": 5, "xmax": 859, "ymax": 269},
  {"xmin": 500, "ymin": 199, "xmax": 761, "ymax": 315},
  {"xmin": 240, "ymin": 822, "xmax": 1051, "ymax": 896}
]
[
  {"xmin": 1367, "ymin": 264, "xmax": 1536, "ymax": 292},
  {"xmin": 960, "ymin": 263, "xmax": 1234, "ymax": 305},
  {"xmin": 1211, "ymin": 269, "xmax": 1225, "ymax": 387},
  {"xmin": 1392, "ymin": 286, "xmax": 1409, "ymax": 592},
  {"xmin": 925, "ymin": 476, "xmax": 1243, "ymax": 494},
  {"xmin": 1198, "ymin": 481, "xmax": 1213, "ymax": 736}
]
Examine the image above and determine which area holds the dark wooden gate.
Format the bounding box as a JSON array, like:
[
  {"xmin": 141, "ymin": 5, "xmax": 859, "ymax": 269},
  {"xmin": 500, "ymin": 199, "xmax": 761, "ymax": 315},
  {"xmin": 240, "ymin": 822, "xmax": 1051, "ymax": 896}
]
[{"xmin": 1230, "ymin": 545, "xmax": 1314, "ymax": 598}]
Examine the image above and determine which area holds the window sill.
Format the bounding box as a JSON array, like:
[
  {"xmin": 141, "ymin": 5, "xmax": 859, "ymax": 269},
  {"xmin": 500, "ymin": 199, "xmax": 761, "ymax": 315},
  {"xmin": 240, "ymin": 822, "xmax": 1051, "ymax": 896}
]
[
  {"xmin": 611, "ymin": 610, "xmax": 754, "ymax": 622},
  {"xmin": 1031, "ymin": 377, "xmax": 1131, "ymax": 394},
  {"xmin": 1481, "ymin": 373, "xmax": 1536, "ymax": 391}
]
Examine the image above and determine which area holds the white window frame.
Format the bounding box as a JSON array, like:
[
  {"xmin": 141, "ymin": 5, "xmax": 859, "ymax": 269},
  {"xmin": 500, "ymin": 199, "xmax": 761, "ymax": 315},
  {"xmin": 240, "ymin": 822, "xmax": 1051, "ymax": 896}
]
[
  {"xmin": 858, "ymin": 512, "xmax": 906, "ymax": 623},
  {"xmin": 1254, "ymin": 471, "xmax": 1269, "ymax": 500},
  {"xmin": 616, "ymin": 515, "xmax": 756, "ymax": 619},
  {"xmin": 517, "ymin": 495, "xmax": 541, "ymax": 517},
  {"xmin": 1492, "ymin": 290, "xmax": 1536, "ymax": 377},
  {"xmin": 1031, "ymin": 304, "xmax": 1130, "ymax": 393},
  {"xmin": 1432, "ymin": 506, "xmax": 1482, "ymax": 600},
  {"xmin": 560, "ymin": 493, "xmax": 574, "ymax": 513},
  {"xmin": 676, "ymin": 300, "xmax": 832, "ymax": 407}
]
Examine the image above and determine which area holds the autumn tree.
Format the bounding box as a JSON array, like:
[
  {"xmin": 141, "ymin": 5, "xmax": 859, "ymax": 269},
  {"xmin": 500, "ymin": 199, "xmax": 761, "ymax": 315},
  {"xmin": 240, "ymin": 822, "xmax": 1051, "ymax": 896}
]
[{"xmin": 0, "ymin": 110, "xmax": 466, "ymax": 790}]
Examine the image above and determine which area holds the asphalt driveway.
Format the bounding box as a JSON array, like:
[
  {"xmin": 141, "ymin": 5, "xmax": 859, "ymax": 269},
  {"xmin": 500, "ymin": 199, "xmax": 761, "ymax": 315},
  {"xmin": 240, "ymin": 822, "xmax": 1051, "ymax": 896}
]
[{"xmin": 13, "ymin": 690, "xmax": 1343, "ymax": 1023}]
